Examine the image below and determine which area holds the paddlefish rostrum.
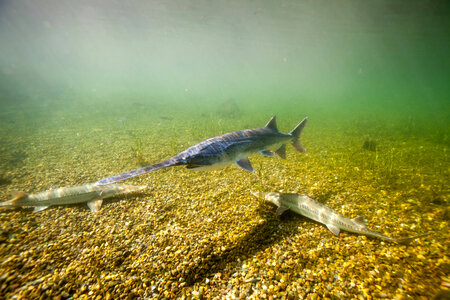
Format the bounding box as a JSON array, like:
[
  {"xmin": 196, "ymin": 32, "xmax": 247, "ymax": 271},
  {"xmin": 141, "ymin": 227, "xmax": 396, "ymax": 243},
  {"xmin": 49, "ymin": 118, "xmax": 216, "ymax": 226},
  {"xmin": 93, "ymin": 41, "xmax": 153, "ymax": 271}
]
[
  {"xmin": 96, "ymin": 116, "xmax": 308, "ymax": 185},
  {"xmin": 253, "ymin": 191, "xmax": 429, "ymax": 244},
  {"xmin": 0, "ymin": 184, "xmax": 146, "ymax": 212}
]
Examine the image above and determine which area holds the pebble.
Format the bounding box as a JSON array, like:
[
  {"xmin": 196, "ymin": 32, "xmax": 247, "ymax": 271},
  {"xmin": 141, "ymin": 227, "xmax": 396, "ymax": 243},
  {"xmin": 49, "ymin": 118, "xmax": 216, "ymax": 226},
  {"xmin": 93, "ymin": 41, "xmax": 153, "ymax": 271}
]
[{"xmin": 0, "ymin": 112, "xmax": 445, "ymax": 299}]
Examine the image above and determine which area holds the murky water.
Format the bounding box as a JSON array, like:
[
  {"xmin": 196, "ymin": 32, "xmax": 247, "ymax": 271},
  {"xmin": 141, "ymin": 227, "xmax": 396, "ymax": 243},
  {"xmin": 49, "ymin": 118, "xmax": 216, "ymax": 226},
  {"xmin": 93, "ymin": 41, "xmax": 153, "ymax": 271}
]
[{"xmin": 0, "ymin": 1, "xmax": 448, "ymax": 298}]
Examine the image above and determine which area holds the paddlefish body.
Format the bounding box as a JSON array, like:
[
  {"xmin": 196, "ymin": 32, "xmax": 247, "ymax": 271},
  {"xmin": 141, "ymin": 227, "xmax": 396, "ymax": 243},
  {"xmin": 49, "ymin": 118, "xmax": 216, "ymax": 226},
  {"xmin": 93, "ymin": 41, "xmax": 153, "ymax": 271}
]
[{"xmin": 96, "ymin": 116, "xmax": 308, "ymax": 185}]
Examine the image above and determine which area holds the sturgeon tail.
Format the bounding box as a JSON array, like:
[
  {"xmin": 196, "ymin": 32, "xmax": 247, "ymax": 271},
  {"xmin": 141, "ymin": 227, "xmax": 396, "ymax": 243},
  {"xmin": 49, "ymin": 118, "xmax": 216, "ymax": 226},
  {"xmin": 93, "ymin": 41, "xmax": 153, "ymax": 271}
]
[
  {"xmin": 95, "ymin": 157, "xmax": 181, "ymax": 185},
  {"xmin": 0, "ymin": 191, "xmax": 27, "ymax": 208},
  {"xmin": 393, "ymin": 233, "xmax": 431, "ymax": 245},
  {"xmin": 366, "ymin": 228, "xmax": 430, "ymax": 245},
  {"xmin": 0, "ymin": 199, "xmax": 14, "ymax": 207},
  {"xmin": 289, "ymin": 117, "xmax": 308, "ymax": 153}
]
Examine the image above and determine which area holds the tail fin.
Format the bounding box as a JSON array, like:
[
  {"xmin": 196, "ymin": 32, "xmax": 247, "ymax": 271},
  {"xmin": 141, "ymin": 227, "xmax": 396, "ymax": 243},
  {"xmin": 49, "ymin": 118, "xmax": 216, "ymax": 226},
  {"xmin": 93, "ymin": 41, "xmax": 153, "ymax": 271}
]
[
  {"xmin": 289, "ymin": 117, "xmax": 308, "ymax": 153},
  {"xmin": 394, "ymin": 233, "xmax": 430, "ymax": 245},
  {"xmin": 0, "ymin": 191, "xmax": 27, "ymax": 207}
]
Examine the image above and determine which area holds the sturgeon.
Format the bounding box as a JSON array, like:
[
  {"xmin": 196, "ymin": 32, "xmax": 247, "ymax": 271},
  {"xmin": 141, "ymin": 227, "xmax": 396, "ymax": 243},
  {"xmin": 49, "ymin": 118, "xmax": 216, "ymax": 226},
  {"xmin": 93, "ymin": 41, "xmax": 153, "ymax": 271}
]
[
  {"xmin": 0, "ymin": 184, "xmax": 146, "ymax": 212},
  {"xmin": 253, "ymin": 191, "xmax": 428, "ymax": 244},
  {"xmin": 96, "ymin": 116, "xmax": 307, "ymax": 185}
]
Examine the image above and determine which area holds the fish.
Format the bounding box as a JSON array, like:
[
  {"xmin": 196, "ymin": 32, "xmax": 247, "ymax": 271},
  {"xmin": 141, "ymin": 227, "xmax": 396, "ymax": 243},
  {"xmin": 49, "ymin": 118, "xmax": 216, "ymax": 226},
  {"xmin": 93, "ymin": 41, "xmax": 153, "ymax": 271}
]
[
  {"xmin": 252, "ymin": 191, "xmax": 429, "ymax": 244},
  {"xmin": 96, "ymin": 116, "xmax": 308, "ymax": 185},
  {"xmin": 0, "ymin": 184, "xmax": 146, "ymax": 212}
]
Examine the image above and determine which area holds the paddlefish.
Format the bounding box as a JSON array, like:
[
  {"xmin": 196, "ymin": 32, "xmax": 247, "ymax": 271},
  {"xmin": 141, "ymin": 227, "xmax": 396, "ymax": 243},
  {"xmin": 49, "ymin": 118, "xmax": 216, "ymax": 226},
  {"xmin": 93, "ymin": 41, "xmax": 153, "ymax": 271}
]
[
  {"xmin": 253, "ymin": 191, "xmax": 428, "ymax": 244},
  {"xmin": 96, "ymin": 116, "xmax": 308, "ymax": 185},
  {"xmin": 0, "ymin": 184, "xmax": 146, "ymax": 212}
]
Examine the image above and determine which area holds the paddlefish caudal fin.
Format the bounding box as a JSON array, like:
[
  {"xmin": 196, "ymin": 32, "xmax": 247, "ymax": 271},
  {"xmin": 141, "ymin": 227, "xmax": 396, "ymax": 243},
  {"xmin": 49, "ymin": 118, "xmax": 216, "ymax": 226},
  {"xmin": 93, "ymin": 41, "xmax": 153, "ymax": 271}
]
[
  {"xmin": 95, "ymin": 158, "xmax": 180, "ymax": 185},
  {"xmin": 289, "ymin": 117, "xmax": 308, "ymax": 153}
]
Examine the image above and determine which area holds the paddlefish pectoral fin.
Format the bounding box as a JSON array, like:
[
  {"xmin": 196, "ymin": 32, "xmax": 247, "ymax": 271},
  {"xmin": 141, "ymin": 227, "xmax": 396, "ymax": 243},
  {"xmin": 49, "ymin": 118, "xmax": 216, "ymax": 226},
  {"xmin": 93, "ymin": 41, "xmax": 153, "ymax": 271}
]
[
  {"xmin": 289, "ymin": 117, "xmax": 308, "ymax": 153},
  {"xmin": 87, "ymin": 199, "xmax": 103, "ymax": 213},
  {"xmin": 326, "ymin": 224, "xmax": 341, "ymax": 236},
  {"xmin": 276, "ymin": 206, "xmax": 290, "ymax": 217},
  {"xmin": 235, "ymin": 157, "xmax": 254, "ymax": 172}
]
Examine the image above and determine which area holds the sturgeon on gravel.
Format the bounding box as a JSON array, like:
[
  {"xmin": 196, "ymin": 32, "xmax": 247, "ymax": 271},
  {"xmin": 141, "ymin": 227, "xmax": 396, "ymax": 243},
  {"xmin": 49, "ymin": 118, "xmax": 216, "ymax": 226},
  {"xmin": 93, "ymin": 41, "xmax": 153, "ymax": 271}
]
[
  {"xmin": 1, "ymin": 183, "xmax": 146, "ymax": 212},
  {"xmin": 252, "ymin": 191, "xmax": 429, "ymax": 244}
]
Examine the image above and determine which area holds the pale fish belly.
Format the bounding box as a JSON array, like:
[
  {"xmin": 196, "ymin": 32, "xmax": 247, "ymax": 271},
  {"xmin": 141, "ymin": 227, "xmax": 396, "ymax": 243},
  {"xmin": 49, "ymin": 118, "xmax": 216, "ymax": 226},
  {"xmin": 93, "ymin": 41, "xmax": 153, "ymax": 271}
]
[
  {"xmin": 190, "ymin": 161, "xmax": 234, "ymax": 171},
  {"xmin": 190, "ymin": 149, "xmax": 255, "ymax": 171}
]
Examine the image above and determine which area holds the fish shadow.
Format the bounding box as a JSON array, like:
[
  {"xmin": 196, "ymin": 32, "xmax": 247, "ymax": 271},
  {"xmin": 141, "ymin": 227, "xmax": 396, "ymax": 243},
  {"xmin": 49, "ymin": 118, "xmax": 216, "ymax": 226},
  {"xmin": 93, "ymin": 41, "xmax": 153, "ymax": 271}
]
[
  {"xmin": 0, "ymin": 175, "xmax": 12, "ymax": 186},
  {"xmin": 177, "ymin": 202, "xmax": 295, "ymax": 287}
]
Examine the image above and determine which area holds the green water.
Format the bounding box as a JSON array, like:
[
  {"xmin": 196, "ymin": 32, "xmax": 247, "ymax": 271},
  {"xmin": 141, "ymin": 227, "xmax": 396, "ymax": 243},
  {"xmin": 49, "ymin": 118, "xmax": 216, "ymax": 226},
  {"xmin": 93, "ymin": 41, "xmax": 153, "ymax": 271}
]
[
  {"xmin": 0, "ymin": 1, "xmax": 448, "ymax": 151},
  {"xmin": 0, "ymin": 1, "xmax": 449, "ymax": 120},
  {"xmin": 0, "ymin": 1, "xmax": 448, "ymax": 299}
]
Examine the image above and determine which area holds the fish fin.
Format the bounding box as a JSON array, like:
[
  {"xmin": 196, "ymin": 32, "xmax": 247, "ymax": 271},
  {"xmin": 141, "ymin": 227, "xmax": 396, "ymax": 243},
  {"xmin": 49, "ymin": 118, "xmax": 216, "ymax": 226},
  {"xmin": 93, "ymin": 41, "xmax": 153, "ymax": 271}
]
[
  {"xmin": 290, "ymin": 117, "xmax": 308, "ymax": 153},
  {"xmin": 275, "ymin": 144, "xmax": 286, "ymax": 159},
  {"xmin": 352, "ymin": 215, "xmax": 367, "ymax": 226},
  {"xmin": 250, "ymin": 191, "xmax": 260, "ymax": 198},
  {"xmin": 87, "ymin": 199, "xmax": 103, "ymax": 212},
  {"xmin": 395, "ymin": 233, "xmax": 431, "ymax": 245},
  {"xmin": 326, "ymin": 224, "xmax": 340, "ymax": 236},
  {"xmin": 264, "ymin": 116, "xmax": 278, "ymax": 131},
  {"xmin": 235, "ymin": 158, "xmax": 254, "ymax": 172},
  {"xmin": 33, "ymin": 206, "xmax": 49, "ymax": 213},
  {"xmin": 10, "ymin": 191, "xmax": 28, "ymax": 202},
  {"xmin": 276, "ymin": 206, "xmax": 290, "ymax": 217},
  {"xmin": 259, "ymin": 150, "xmax": 275, "ymax": 157},
  {"xmin": 292, "ymin": 140, "xmax": 307, "ymax": 153}
]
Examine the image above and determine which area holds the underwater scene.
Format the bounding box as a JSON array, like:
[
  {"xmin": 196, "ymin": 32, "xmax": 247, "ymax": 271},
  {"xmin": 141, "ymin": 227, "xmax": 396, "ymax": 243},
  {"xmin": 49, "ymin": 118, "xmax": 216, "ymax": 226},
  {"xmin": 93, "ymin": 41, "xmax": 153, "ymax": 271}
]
[{"xmin": 0, "ymin": 1, "xmax": 448, "ymax": 299}]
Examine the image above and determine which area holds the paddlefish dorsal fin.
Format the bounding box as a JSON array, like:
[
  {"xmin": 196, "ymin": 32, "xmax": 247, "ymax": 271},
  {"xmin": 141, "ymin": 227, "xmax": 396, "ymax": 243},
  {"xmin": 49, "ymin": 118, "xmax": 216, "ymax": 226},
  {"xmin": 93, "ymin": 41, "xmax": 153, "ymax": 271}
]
[{"xmin": 265, "ymin": 116, "xmax": 278, "ymax": 131}]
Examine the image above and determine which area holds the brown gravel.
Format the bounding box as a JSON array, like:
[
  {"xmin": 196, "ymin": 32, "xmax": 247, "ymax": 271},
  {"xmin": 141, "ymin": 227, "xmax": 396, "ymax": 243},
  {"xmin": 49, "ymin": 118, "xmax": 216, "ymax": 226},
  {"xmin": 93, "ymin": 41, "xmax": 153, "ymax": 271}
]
[{"xmin": 0, "ymin": 106, "xmax": 448, "ymax": 299}]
